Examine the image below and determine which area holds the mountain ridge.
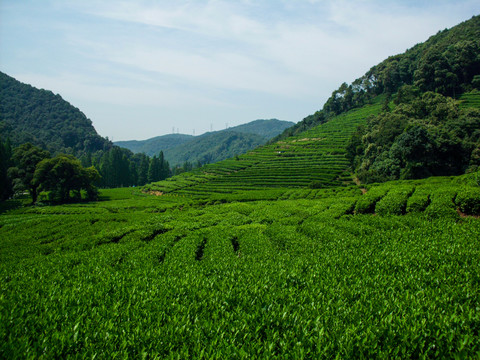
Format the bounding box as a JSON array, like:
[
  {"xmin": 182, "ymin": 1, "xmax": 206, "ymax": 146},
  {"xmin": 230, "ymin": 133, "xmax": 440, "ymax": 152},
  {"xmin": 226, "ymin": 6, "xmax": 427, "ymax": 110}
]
[{"xmin": 115, "ymin": 119, "xmax": 294, "ymax": 166}]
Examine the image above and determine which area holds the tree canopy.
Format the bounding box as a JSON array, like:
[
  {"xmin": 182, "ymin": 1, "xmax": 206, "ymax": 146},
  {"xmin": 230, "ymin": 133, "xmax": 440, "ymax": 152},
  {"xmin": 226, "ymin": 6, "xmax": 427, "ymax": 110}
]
[
  {"xmin": 8, "ymin": 143, "xmax": 50, "ymax": 203},
  {"xmin": 347, "ymin": 90, "xmax": 480, "ymax": 182},
  {"xmin": 33, "ymin": 155, "xmax": 100, "ymax": 203}
]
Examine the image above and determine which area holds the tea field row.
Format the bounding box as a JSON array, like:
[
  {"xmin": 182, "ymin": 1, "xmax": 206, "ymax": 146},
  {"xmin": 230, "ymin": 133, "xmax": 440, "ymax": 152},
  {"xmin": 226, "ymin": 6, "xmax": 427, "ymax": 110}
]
[{"xmin": 1, "ymin": 175, "xmax": 479, "ymax": 358}]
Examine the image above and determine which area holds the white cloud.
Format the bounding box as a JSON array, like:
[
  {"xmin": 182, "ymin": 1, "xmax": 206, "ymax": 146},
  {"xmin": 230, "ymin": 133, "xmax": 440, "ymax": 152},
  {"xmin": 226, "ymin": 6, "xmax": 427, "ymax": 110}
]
[{"xmin": 2, "ymin": 0, "xmax": 480, "ymax": 140}]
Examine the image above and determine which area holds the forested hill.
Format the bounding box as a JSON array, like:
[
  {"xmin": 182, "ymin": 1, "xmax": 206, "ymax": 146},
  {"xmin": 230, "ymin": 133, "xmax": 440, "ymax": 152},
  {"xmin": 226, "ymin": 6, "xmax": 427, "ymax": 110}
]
[
  {"xmin": 163, "ymin": 131, "xmax": 266, "ymax": 167},
  {"xmin": 115, "ymin": 134, "xmax": 194, "ymax": 157},
  {"xmin": 273, "ymin": 14, "xmax": 480, "ymax": 141},
  {"xmin": 115, "ymin": 119, "xmax": 294, "ymax": 166},
  {"xmin": 0, "ymin": 71, "xmax": 111, "ymax": 157}
]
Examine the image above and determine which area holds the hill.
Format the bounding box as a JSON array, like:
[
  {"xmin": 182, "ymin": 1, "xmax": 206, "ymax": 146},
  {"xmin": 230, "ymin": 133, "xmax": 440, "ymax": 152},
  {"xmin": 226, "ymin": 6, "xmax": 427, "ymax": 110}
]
[
  {"xmin": 114, "ymin": 134, "xmax": 194, "ymax": 157},
  {"xmin": 273, "ymin": 15, "xmax": 480, "ymax": 141},
  {"xmin": 146, "ymin": 15, "xmax": 480, "ymax": 194},
  {"xmin": 0, "ymin": 71, "xmax": 111, "ymax": 157},
  {"xmin": 226, "ymin": 119, "xmax": 295, "ymax": 138},
  {"xmin": 145, "ymin": 97, "xmax": 385, "ymax": 196},
  {"xmin": 163, "ymin": 131, "xmax": 266, "ymax": 167},
  {"xmin": 115, "ymin": 119, "xmax": 294, "ymax": 166}
]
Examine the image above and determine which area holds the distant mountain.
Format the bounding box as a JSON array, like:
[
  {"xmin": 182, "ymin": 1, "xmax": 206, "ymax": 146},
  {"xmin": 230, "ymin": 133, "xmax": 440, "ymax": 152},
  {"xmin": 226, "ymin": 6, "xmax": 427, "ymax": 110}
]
[
  {"xmin": 115, "ymin": 134, "xmax": 194, "ymax": 157},
  {"xmin": 226, "ymin": 119, "xmax": 295, "ymax": 138},
  {"xmin": 164, "ymin": 131, "xmax": 266, "ymax": 167},
  {"xmin": 115, "ymin": 119, "xmax": 294, "ymax": 166},
  {"xmin": 0, "ymin": 71, "xmax": 111, "ymax": 156}
]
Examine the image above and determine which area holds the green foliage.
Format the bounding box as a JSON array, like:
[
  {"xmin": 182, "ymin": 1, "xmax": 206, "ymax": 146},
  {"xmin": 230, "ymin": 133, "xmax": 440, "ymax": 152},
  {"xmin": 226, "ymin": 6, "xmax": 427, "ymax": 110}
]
[
  {"xmin": 375, "ymin": 185, "xmax": 415, "ymax": 215},
  {"xmin": 406, "ymin": 188, "xmax": 431, "ymax": 213},
  {"xmin": 33, "ymin": 154, "xmax": 100, "ymax": 203},
  {"xmin": 0, "ymin": 137, "xmax": 12, "ymax": 200},
  {"xmin": 351, "ymin": 92, "xmax": 480, "ymax": 183},
  {"xmin": 455, "ymin": 188, "xmax": 480, "ymax": 215},
  {"xmin": 8, "ymin": 143, "xmax": 50, "ymax": 203},
  {"xmin": 354, "ymin": 185, "xmax": 389, "ymax": 214},
  {"xmin": 0, "ymin": 71, "xmax": 111, "ymax": 156},
  {"xmin": 1, "ymin": 176, "xmax": 479, "ymax": 358},
  {"xmin": 424, "ymin": 189, "xmax": 459, "ymax": 220}
]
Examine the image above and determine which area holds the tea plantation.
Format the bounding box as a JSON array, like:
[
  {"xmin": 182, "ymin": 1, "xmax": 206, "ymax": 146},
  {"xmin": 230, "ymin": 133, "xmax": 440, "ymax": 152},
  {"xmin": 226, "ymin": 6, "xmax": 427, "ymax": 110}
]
[
  {"xmin": 144, "ymin": 97, "xmax": 385, "ymax": 197},
  {"xmin": 1, "ymin": 173, "xmax": 479, "ymax": 358}
]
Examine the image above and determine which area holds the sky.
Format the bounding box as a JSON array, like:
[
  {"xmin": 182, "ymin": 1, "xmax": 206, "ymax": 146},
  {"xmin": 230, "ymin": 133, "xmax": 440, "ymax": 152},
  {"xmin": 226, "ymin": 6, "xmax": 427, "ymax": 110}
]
[{"xmin": 1, "ymin": 1, "xmax": 479, "ymax": 141}]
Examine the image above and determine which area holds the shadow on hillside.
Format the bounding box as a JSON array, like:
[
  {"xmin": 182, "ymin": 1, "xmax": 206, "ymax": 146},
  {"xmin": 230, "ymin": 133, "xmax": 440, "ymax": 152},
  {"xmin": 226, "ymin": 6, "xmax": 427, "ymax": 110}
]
[{"xmin": 0, "ymin": 199, "xmax": 24, "ymax": 214}]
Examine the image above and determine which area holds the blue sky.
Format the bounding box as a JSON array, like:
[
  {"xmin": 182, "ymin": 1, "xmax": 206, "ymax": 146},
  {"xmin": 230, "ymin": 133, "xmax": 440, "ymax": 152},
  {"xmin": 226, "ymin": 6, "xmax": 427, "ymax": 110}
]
[{"xmin": 1, "ymin": 1, "xmax": 479, "ymax": 140}]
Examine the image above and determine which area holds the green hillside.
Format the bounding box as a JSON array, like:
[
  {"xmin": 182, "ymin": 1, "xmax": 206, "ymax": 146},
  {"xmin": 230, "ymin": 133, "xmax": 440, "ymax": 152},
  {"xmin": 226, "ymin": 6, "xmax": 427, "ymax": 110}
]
[
  {"xmin": 163, "ymin": 131, "xmax": 266, "ymax": 167},
  {"xmin": 145, "ymin": 16, "xmax": 480, "ymax": 194},
  {"xmin": 227, "ymin": 119, "xmax": 295, "ymax": 138},
  {"xmin": 114, "ymin": 134, "xmax": 194, "ymax": 157},
  {"xmin": 115, "ymin": 119, "xmax": 295, "ymax": 166},
  {"xmin": 145, "ymin": 97, "xmax": 385, "ymax": 195},
  {"xmin": 0, "ymin": 72, "xmax": 111, "ymax": 157},
  {"xmin": 274, "ymin": 15, "xmax": 480, "ymax": 141}
]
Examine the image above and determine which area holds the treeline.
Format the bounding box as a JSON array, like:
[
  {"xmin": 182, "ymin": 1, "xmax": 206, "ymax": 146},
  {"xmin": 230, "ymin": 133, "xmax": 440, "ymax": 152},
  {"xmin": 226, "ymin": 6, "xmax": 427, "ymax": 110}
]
[
  {"xmin": 0, "ymin": 142, "xmax": 99, "ymax": 203},
  {"xmin": 0, "ymin": 139, "xmax": 186, "ymax": 202},
  {"xmin": 81, "ymin": 147, "xmax": 170, "ymax": 188},
  {"xmin": 347, "ymin": 89, "xmax": 480, "ymax": 183}
]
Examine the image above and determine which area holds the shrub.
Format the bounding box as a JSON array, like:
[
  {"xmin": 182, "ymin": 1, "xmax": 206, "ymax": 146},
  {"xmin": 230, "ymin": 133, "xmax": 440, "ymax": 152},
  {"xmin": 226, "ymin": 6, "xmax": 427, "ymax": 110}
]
[
  {"xmin": 375, "ymin": 186, "xmax": 414, "ymax": 216},
  {"xmin": 424, "ymin": 190, "xmax": 458, "ymax": 220},
  {"xmin": 406, "ymin": 190, "xmax": 430, "ymax": 213},
  {"xmin": 354, "ymin": 186, "xmax": 389, "ymax": 214},
  {"xmin": 455, "ymin": 188, "xmax": 480, "ymax": 215}
]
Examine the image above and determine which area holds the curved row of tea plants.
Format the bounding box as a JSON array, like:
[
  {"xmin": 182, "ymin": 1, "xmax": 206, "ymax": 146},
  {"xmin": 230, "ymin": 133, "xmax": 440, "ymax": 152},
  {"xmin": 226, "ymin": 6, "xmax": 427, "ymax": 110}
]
[
  {"xmin": 1, "ymin": 175, "xmax": 480, "ymax": 358},
  {"xmin": 145, "ymin": 98, "xmax": 385, "ymax": 197}
]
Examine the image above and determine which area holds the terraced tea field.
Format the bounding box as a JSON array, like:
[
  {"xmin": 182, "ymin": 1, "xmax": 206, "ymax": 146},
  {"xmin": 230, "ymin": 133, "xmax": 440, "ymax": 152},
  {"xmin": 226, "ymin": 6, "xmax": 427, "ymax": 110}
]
[
  {"xmin": 1, "ymin": 174, "xmax": 479, "ymax": 358},
  {"xmin": 459, "ymin": 90, "xmax": 480, "ymax": 109},
  {"xmin": 146, "ymin": 99, "xmax": 384, "ymax": 197}
]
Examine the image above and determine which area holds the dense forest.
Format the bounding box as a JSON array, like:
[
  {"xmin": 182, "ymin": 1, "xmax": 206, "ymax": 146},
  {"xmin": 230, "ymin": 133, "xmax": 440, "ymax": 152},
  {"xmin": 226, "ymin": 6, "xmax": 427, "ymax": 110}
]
[
  {"xmin": 0, "ymin": 136, "xmax": 172, "ymax": 201},
  {"xmin": 0, "ymin": 72, "xmax": 110, "ymax": 156},
  {"xmin": 347, "ymin": 89, "xmax": 480, "ymax": 182}
]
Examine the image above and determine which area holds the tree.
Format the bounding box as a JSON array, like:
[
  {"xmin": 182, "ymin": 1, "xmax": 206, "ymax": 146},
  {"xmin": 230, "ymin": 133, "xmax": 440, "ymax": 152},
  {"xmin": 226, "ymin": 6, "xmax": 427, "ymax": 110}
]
[
  {"xmin": 158, "ymin": 151, "xmax": 170, "ymax": 181},
  {"xmin": 136, "ymin": 153, "xmax": 150, "ymax": 186},
  {"xmin": 148, "ymin": 154, "xmax": 161, "ymax": 183},
  {"xmin": 8, "ymin": 143, "xmax": 50, "ymax": 203},
  {"xmin": 0, "ymin": 137, "xmax": 13, "ymax": 200},
  {"xmin": 33, "ymin": 155, "xmax": 100, "ymax": 203}
]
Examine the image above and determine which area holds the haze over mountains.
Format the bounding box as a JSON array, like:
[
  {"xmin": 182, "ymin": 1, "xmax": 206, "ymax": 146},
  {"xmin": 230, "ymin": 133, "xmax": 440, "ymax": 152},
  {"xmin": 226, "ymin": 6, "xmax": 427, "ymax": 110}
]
[
  {"xmin": 114, "ymin": 119, "xmax": 294, "ymax": 166},
  {"xmin": 0, "ymin": 71, "xmax": 294, "ymax": 170}
]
